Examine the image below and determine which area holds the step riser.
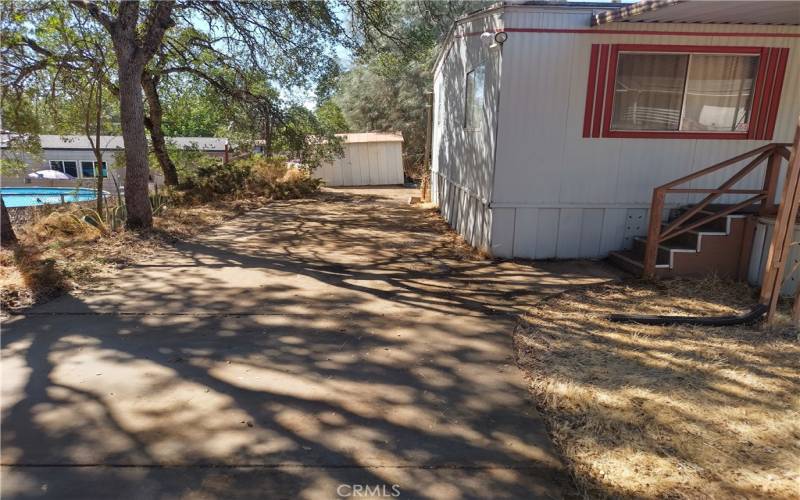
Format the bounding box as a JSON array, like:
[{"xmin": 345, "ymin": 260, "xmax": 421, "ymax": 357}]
[
  {"xmin": 632, "ymin": 238, "xmax": 674, "ymax": 266},
  {"xmin": 675, "ymin": 211, "xmax": 728, "ymax": 233},
  {"xmin": 607, "ymin": 252, "xmax": 673, "ymax": 278},
  {"xmin": 660, "ymin": 226, "xmax": 699, "ymax": 249}
]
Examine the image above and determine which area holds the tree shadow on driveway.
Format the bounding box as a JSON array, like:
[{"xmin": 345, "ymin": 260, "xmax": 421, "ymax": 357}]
[{"xmin": 2, "ymin": 188, "xmax": 620, "ymax": 499}]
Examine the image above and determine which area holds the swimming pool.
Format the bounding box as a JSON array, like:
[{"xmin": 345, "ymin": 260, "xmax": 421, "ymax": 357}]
[{"xmin": 0, "ymin": 187, "xmax": 108, "ymax": 208}]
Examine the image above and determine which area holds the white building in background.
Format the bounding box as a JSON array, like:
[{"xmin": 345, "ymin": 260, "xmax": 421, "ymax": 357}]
[
  {"xmin": 315, "ymin": 132, "xmax": 404, "ymax": 186},
  {"xmin": 432, "ymin": 1, "xmax": 800, "ymax": 263},
  {"xmin": 0, "ymin": 134, "xmax": 228, "ymax": 187}
]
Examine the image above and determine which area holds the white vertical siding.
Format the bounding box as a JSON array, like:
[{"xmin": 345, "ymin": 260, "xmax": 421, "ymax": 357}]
[
  {"xmin": 315, "ymin": 141, "xmax": 403, "ymax": 187},
  {"xmin": 486, "ymin": 7, "xmax": 800, "ymax": 258},
  {"xmin": 432, "ymin": 12, "xmax": 503, "ymax": 252}
]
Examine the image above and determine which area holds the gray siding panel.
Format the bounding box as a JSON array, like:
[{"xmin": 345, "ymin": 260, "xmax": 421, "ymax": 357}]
[
  {"xmin": 513, "ymin": 208, "xmax": 539, "ymax": 258},
  {"xmin": 535, "ymin": 209, "xmax": 560, "ymax": 259},
  {"xmin": 579, "ymin": 209, "xmax": 605, "ymax": 258},
  {"xmin": 556, "ymin": 209, "xmax": 582, "ymax": 259},
  {"xmin": 490, "ymin": 208, "xmax": 516, "ymax": 258},
  {"xmin": 599, "ymin": 208, "xmax": 629, "ymax": 254}
]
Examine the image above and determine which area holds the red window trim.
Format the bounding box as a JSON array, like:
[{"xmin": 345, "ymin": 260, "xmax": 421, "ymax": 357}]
[{"xmin": 582, "ymin": 44, "xmax": 789, "ymax": 140}]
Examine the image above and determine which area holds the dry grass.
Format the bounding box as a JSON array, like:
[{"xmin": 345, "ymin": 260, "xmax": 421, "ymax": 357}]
[
  {"xmin": 0, "ymin": 195, "xmax": 284, "ymax": 313},
  {"xmin": 515, "ymin": 278, "xmax": 800, "ymax": 499}
]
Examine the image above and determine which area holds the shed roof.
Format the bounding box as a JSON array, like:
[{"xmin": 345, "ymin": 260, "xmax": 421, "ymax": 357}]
[
  {"xmin": 1, "ymin": 134, "xmax": 228, "ymax": 151},
  {"xmin": 593, "ymin": 0, "xmax": 800, "ymax": 26},
  {"xmin": 337, "ymin": 132, "xmax": 404, "ymax": 143}
]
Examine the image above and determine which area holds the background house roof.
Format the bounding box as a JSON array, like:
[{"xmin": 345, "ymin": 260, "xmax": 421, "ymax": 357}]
[
  {"xmin": 593, "ymin": 0, "xmax": 800, "ymax": 26},
  {"xmin": 336, "ymin": 132, "xmax": 404, "ymax": 143},
  {"xmin": 1, "ymin": 134, "xmax": 228, "ymax": 151}
]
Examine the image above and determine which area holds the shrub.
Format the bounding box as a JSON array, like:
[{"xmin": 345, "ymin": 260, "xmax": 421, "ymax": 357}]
[
  {"xmin": 247, "ymin": 156, "xmax": 289, "ymax": 188},
  {"xmin": 29, "ymin": 211, "xmax": 103, "ymax": 242},
  {"xmin": 273, "ymin": 169, "xmax": 323, "ymax": 199},
  {"xmin": 179, "ymin": 156, "xmax": 251, "ymax": 201},
  {"xmin": 175, "ymin": 154, "xmax": 323, "ymax": 203}
]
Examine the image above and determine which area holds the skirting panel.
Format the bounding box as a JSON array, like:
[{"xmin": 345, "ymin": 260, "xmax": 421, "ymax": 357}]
[
  {"xmin": 434, "ymin": 173, "xmax": 491, "ymax": 253},
  {"xmin": 490, "ymin": 205, "xmax": 656, "ymax": 259}
]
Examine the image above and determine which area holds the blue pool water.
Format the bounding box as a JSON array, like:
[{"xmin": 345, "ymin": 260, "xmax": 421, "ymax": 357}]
[{"xmin": 1, "ymin": 187, "xmax": 106, "ymax": 208}]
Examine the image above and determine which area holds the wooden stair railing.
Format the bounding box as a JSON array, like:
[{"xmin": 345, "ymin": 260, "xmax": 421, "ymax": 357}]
[{"xmin": 642, "ymin": 143, "xmax": 792, "ymax": 278}]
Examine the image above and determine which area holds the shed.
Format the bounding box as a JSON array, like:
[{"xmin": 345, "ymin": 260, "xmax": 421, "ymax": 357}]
[
  {"xmin": 315, "ymin": 132, "xmax": 404, "ymax": 186},
  {"xmin": 431, "ymin": 0, "xmax": 800, "ymax": 270}
]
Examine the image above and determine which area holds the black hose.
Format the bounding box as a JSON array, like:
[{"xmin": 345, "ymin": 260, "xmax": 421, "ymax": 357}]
[{"xmin": 607, "ymin": 303, "xmax": 768, "ymax": 327}]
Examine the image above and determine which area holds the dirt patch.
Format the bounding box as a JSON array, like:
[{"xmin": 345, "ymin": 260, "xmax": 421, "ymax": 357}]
[
  {"xmin": 0, "ymin": 196, "xmax": 282, "ymax": 314},
  {"xmin": 515, "ymin": 278, "xmax": 800, "ymax": 499}
]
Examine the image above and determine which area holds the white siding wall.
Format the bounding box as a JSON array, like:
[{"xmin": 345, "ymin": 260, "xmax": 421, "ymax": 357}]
[
  {"xmin": 315, "ymin": 141, "xmax": 404, "ymax": 186},
  {"xmin": 487, "ymin": 7, "xmax": 800, "ymax": 258},
  {"xmin": 432, "ymin": 12, "xmax": 503, "ymax": 252}
]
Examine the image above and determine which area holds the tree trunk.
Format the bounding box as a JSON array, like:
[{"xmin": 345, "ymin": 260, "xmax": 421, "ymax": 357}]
[
  {"xmin": 116, "ymin": 54, "xmax": 153, "ymax": 229},
  {"xmin": 142, "ymin": 71, "xmax": 179, "ymax": 187},
  {"xmin": 88, "ymin": 72, "xmax": 104, "ymax": 216},
  {"xmin": 76, "ymin": 0, "xmax": 175, "ymax": 230},
  {"xmin": 1, "ymin": 199, "xmax": 17, "ymax": 246},
  {"xmin": 263, "ymin": 112, "xmax": 272, "ymax": 157}
]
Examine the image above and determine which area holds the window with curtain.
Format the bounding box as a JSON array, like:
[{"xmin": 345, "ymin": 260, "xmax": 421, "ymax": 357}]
[
  {"xmin": 611, "ymin": 52, "xmax": 758, "ymax": 133},
  {"xmin": 464, "ymin": 64, "xmax": 486, "ymax": 130}
]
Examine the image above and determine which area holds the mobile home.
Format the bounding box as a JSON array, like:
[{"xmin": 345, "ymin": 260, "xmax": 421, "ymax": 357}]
[{"xmin": 432, "ymin": 0, "xmax": 800, "ymax": 279}]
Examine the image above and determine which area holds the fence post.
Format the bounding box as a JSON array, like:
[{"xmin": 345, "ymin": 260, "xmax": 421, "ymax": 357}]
[
  {"xmin": 760, "ymin": 146, "xmax": 782, "ymax": 216},
  {"xmin": 643, "ymin": 188, "xmax": 664, "ymax": 279},
  {"xmin": 60, "ymin": 194, "xmax": 65, "ymax": 205},
  {"xmin": 760, "ymin": 117, "xmax": 800, "ymax": 324}
]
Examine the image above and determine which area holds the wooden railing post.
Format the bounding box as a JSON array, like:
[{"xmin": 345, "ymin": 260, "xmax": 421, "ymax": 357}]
[
  {"xmin": 760, "ymin": 145, "xmax": 782, "ymax": 216},
  {"xmin": 761, "ymin": 118, "xmax": 800, "ymax": 324},
  {"xmin": 643, "ymin": 188, "xmax": 665, "ymax": 279}
]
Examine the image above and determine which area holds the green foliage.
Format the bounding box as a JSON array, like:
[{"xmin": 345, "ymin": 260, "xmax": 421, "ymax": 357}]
[
  {"xmin": 178, "ymin": 157, "xmax": 252, "ymax": 201},
  {"xmin": 160, "ymin": 81, "xmax": 227, "ymax": 137},
  {"xmin": 315, "ymin": 100, "xmax": 349, "ymax": 134},
  {"xmin": 173, "ymin": 154, "xmax": 322, "ymax": 203},
  {"xmin": 273, "ymin": 105, "xmax": 344, "ymax": 169},
  {"xmin": 334, "ymin": 1, "xmax": 491, "ymax": 179},
  {"xmin": 0, "ymin": 132, "xmax": 42, "ymax": 175}
]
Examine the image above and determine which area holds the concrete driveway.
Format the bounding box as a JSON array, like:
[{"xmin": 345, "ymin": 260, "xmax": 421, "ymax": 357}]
[{"xmin": 1, "ymin": 187, "xmax": 621, "ymax": 499}]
